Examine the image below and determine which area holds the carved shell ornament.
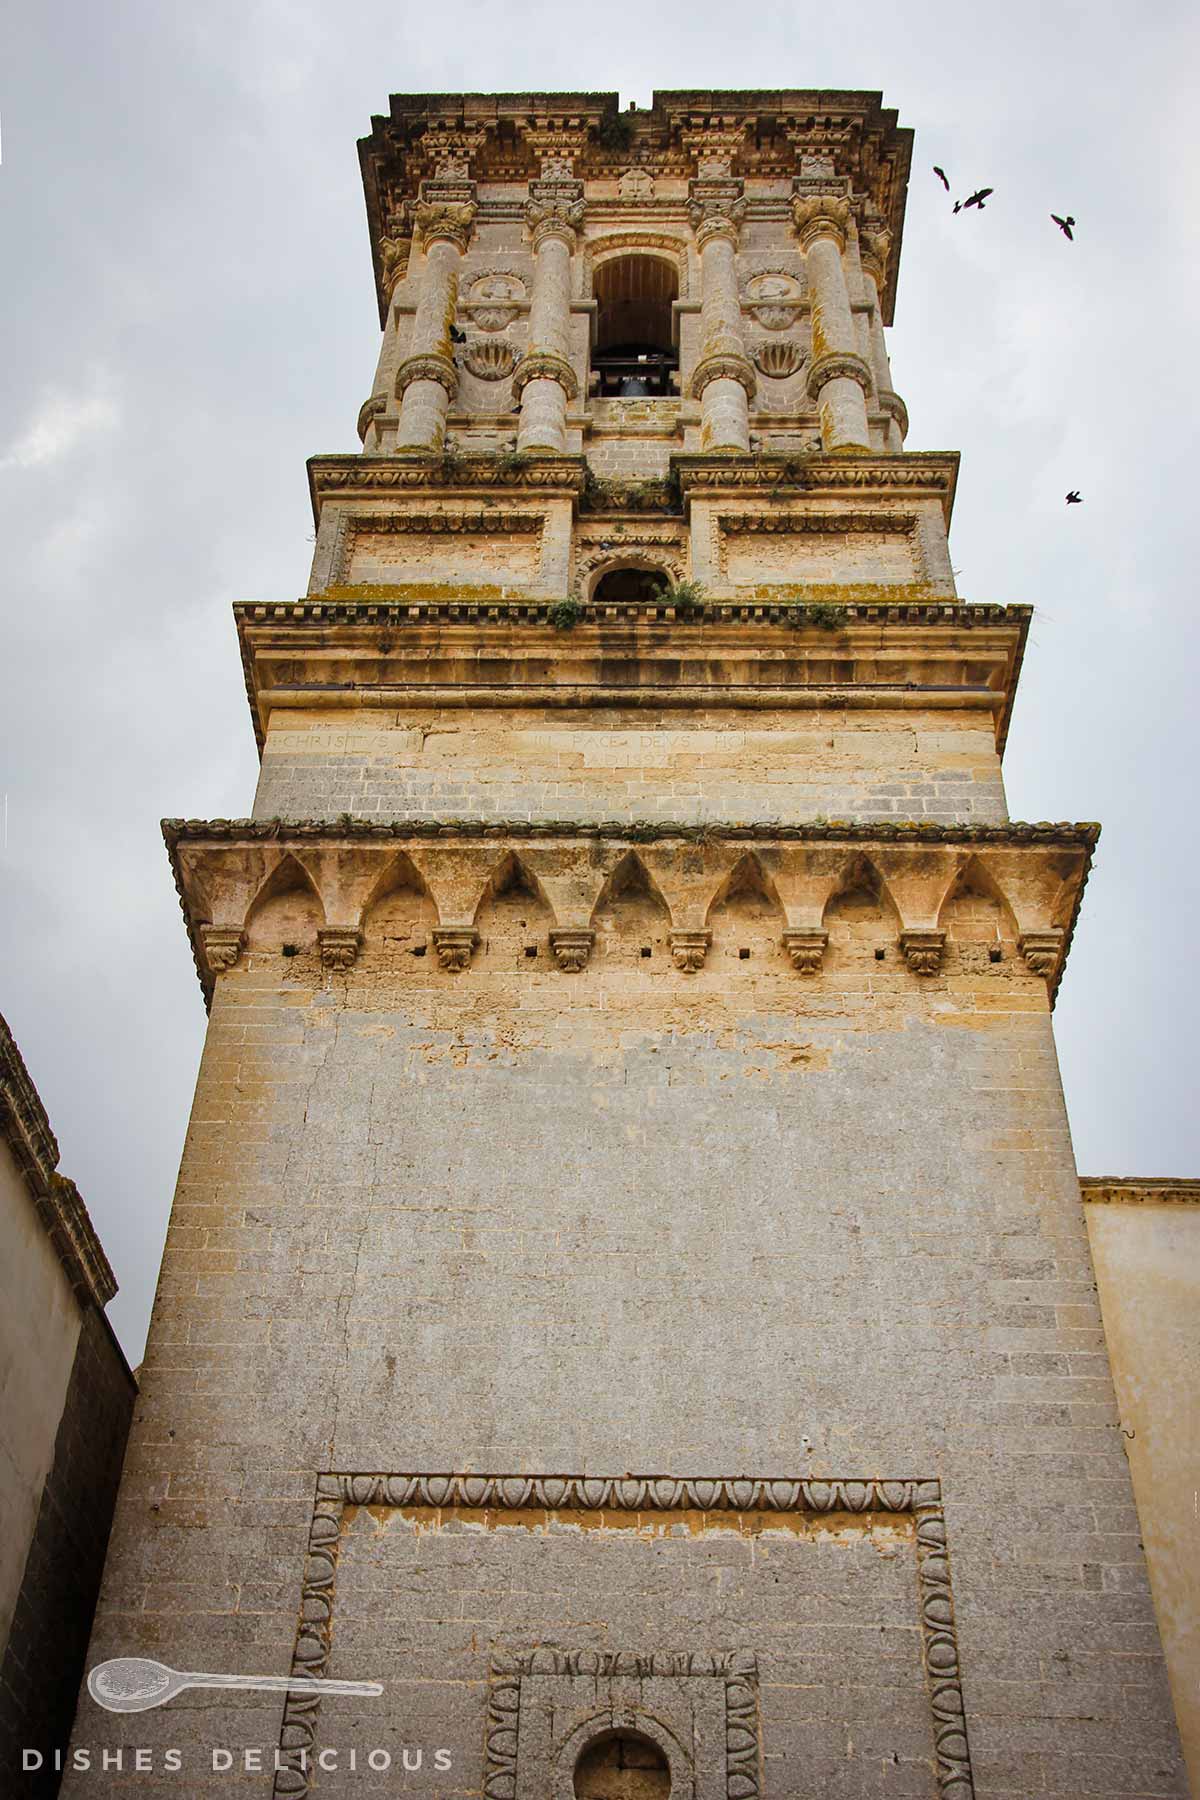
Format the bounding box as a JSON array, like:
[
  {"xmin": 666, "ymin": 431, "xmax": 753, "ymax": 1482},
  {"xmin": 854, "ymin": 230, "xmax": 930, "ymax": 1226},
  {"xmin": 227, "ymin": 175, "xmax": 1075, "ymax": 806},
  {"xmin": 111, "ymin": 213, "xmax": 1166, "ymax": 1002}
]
[
  {"xmin": 465, "ymin": 273, "xmax": 526, "ymax": 332},
  {"xmin": 744, "ymin": 271, "xmax": 804, "ymax": 331},
  {"xmin": 462, "ymin": 339, "xmax": 518, "ymax": 381},
  {"xmin": 753, "ymin": 340, "xmax": 807, "ymax": 379}
]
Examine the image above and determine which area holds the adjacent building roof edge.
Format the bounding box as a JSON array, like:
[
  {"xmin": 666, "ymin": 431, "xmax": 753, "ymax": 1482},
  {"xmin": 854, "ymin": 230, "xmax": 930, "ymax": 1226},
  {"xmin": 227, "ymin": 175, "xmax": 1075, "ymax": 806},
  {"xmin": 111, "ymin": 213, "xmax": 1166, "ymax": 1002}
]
[
  {"xmin": 1080, "ymin": 1178, "xmax": 1200, "ymax": 1205},
  {"xmin": 0, "ymin": 1011, "xmax": 120, "ymax": 1312}
]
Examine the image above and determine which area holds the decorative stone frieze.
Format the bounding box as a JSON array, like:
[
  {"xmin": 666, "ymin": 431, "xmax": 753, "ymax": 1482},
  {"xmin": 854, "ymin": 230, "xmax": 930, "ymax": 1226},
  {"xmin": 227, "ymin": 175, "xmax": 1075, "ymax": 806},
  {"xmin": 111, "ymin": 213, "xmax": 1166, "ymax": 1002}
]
[
  {"xmin": 669, "ymin": 928, "xmax": 712, "ymax": 972},
  {"xmin": 317, "ymin": 927, "xmax": 361, "ymax": 970},
  {"xmin": 549, "ymin": 928, "xmax": 595, "ymax": 972},
  {"xmin": 782, "ymin": 926, "xmax": 828, "ymax": 972},
  {"xmin": 899, "ymin": 928, "xmax": 946, "ymax": 975},
  {"xmin": 199, "ymin": 924, "xmax": 246, "ymax": 974},
  {"xmin": 432, "ymin": 926, "xmax": 479, "ymax": 972}
]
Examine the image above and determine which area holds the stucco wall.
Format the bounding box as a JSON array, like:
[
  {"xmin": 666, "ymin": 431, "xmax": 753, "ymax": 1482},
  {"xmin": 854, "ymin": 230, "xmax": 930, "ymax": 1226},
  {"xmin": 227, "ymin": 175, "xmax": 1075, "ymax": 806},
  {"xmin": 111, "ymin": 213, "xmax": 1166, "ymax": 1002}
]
[
  {"xmin": 1084, "ymin": 1189, "xmax": 1200, "ymax": 1796},
  {"xmin": 0, "ymin": 1140, "xmax": 81, "ymax": 1653}
]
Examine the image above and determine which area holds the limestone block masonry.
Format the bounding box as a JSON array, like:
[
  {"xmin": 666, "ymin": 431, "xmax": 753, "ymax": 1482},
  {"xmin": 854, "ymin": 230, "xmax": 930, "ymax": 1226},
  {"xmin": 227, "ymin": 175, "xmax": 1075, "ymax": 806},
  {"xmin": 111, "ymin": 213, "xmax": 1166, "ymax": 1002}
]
[{"xmin": 63, "ymin": 91, "xmax": 1188, "ymax": 1800}]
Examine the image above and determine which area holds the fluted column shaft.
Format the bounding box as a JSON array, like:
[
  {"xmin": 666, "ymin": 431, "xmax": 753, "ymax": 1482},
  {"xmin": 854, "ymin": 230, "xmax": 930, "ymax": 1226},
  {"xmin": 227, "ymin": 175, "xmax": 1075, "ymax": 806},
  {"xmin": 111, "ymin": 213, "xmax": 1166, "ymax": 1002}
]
[
  {"xmin": 688, "ymin": 200, "xmax": 755, "ymax": 454},
  {"xmin": 395, "ymin": 202, "xmax": 475, "ymax": 451},
  {"xmin": 793, "ymin": 197, "xmax": 872, "ymax": 453},
  {"xmin": 515, "ymin": 200, "xmax": 582, "ymax": 453}
]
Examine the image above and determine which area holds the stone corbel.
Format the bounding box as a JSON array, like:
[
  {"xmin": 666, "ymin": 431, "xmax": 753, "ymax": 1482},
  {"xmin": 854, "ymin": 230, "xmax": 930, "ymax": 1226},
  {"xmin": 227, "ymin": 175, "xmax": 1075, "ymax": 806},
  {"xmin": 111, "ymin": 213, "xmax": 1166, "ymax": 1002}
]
[
  {"xmin": 1019, "ymin": 929, "xmax": 1065, "ymax": 979},
  {"xmin": 669, "ymin": 929, "xmax": 711, "ymax": 973},
  {"xmin": 318, "ymin": 928, "xmax": 362, "ymax": 971},
  {"xmin": 899, "ymin": 929, "xmax": 946, "ymax": 975},
  {"xmin": 200, "ymin": 925, "xmax": 246, "ymax": 975},
  {"xmin": 782, "ymin": 927, "xmax": 828, "ymax": 973},
  {"xmin": 549, "ymin": 928, "xmax": 595, "ymax": 973},
  {"xmin": 433, "ymin": 927, "xmax": 479, "ymax": 973}
]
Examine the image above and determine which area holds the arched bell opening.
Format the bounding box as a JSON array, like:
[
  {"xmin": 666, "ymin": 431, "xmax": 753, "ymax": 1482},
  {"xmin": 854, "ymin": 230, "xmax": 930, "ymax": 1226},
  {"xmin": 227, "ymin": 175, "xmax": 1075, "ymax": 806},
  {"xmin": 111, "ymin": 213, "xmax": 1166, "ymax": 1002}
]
[
  {"xmin": 593, "ymin": 254, "xmax": 679, "ymax": 397},
  {"xmin": 592, "ymin": 565, "xmax": 672, "ymax": 605}
]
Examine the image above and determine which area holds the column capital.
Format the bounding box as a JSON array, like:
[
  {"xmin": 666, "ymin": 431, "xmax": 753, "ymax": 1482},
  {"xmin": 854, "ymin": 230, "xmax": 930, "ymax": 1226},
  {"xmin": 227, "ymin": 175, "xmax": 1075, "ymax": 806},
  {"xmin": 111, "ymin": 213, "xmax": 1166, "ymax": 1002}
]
[
  {"xmin": 525, "ymin": 185, "xmax": 585, "ymax": 249},
  {"xmin": 395, "ymin": 352, "xmax": 459, "ymax": 399},
  {"xmin": 792, "ymin": 193, "xmax": 852, "ymax": 253},
  {"xmin": 878, "ymin": 389, "xmax": 908, "ymax": 438},
  {"xmin": 414, "ymin": 199, "xmax": 477, "ymax": 253},
  {"xmin": 859, "ymin": 225, "xmax": 892, "ymax": 286},
  {"xmin": 687, "ymin": 178, "xmax": 746, "ymax": 249},
  {"xmin": 689, "ymin": 352, "xmax": 757, "ymax": 402}
]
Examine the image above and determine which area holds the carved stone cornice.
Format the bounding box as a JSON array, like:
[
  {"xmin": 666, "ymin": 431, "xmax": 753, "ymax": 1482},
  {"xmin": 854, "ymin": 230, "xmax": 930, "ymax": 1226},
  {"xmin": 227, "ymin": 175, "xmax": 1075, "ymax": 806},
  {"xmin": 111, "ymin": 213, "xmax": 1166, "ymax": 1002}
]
[
  {"xmin": 899, "ymin": 928, "xmax": 946, "ymax": 975},
  {"xmin": 307, "ymin": 453, "xmax": 587, "ymax": 513},
  {"xmin": 549, "ymin": 927, "xmax": 595, "ymax": 972},
  {"xmin": 792, "ymin": 194, "xmax": 852, "ymax": 252},
  {"xmin": 805, "ymin": 349, "xmax": 873, "ymax": 401},
  {"xmin": 670, "ymin": 450, "xmax": 960, "ymax": 525},
  {"xmin": 394, "ymin": 352, "xmax": 459, "ymax": 400},
  {"xmin": 413, "ymin": 199, "xmax": 476, "ymax": 252},
  {"xmin": 1081, "ymin": 1179, "xmax": 1200, "ymax": 1206},
  {"xmin": 0, "ymin": 1010, "xmax": 119, "ymax": 1312},
  {"xmin": 688, "ymin": 351, "xmax": 757, "ymax": 401},
  {"xmin": 782, "ymin": 926, "xmax": 828, "ymax": 972},
  {"xmin": 511, "ymin": 349, "xmax": 580, "ymax": 402}
]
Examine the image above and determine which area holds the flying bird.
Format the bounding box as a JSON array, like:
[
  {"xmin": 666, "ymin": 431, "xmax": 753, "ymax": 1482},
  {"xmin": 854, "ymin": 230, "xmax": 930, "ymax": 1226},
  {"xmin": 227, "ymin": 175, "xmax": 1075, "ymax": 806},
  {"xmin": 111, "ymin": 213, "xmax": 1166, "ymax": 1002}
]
[
  {"xmin": 963, "ymin": 187, "xmax": 993, "ymax": 210},
  {"xmin": 1052, "ymin": 213, "xmax": 1076, "ymax": 240},
  {"xmin": 952, "ymin": 200, "xmax": 962, "ymax": 215},
  {"xmin": 449, "ymin": 324, "xmax": 467, "ymax": 344},
  {"xmin": 1066, "ymin": 491, "xmax": 1082, "ymax": 505},
  {"xmin": 933, "ymin": 166, "xmax": 950, "ymax": 191}
]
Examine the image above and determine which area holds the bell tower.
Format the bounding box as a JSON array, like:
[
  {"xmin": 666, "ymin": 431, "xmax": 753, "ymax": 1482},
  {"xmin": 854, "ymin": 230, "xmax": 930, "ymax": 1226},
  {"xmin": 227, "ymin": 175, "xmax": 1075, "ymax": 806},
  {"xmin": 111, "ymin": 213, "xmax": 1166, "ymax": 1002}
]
[{"xmin": 65, "ymin": 91, "xmax": 1187, "ymax": 1800}]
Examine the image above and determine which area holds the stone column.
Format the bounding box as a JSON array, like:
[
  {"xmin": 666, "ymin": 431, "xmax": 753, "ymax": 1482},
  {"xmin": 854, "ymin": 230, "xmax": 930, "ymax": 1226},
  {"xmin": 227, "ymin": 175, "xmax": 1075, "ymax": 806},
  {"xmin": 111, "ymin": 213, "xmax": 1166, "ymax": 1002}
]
[
  {"xmin": 859, "ymin": 224, "xmax": 908, "ymax": 452},
  {"xmin": 792, "ymin": 194, "xmax": 873, "ymax": 453},
  {"xmin": 514, "ymin": 189, "xmax": 584, "ymax": 453},
  {"xmin": 687, "ymin": 188, "xmax": 756, "ymax": 454},
  {"xmin": 394, "ymin": 199, "xmax": 476, "ymax": 452}
]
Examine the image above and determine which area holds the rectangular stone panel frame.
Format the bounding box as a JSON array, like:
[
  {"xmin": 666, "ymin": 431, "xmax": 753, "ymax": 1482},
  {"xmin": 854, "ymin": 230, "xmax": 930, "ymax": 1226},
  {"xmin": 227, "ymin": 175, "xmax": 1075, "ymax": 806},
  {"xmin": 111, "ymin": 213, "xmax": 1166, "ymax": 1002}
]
[{"xmin": 271, "ymin": 1474, "xmax": 975, "ymax": 1800}]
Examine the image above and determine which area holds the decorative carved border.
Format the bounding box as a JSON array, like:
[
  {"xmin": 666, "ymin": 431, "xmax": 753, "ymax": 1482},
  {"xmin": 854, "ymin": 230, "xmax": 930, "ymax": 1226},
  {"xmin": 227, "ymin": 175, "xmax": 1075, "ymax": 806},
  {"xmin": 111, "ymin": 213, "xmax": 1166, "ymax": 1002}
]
[
  {"xmin": 582, "ymin": 232, "xmax": 692, "ymax": 301},
  {"xmin": 331, "ymin": 510, "xmax": 547, "ymax": 586},
  {"xmin": 271, "ymin": 1472, "xmax": 974, "ymax": 1800}
]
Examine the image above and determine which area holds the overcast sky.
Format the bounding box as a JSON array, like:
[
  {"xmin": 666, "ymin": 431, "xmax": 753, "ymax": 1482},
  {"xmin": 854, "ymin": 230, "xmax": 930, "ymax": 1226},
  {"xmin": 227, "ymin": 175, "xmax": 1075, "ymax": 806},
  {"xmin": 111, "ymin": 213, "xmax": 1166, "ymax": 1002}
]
[{"xmin": 2, "ymin": 1, "xmax": 1197, "ymax": 1360}]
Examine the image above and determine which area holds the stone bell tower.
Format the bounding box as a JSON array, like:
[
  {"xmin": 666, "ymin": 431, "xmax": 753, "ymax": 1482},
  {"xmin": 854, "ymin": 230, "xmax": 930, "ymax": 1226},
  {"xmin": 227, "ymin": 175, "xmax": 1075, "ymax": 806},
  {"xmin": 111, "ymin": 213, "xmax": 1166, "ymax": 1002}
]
[{"xmin": 65, "ymin": 91, "xmax": 1186, "ymax": 1800}]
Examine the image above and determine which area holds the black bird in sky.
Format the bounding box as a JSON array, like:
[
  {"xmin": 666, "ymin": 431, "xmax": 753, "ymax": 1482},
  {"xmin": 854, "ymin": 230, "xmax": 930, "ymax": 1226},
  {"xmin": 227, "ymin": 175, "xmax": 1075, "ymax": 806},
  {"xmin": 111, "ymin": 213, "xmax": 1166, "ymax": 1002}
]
[
  {"xmin": 933, "ymin": 165, "xmax": 950, "ymax": 190},
  {"xmin": 449, "ymin": 324, "xmax": 467, "ymax": 344},
  {"xmin": 963, "ymin": 187, "xmax": 994, "ymax": 210},
  {"xmin": 1066, "ymin": 491, "xmax": 1082, "ymax": 505},
  {"xmin": 952, "ymin": 200, "xmax": 962, "ymax": 214},
  {"xmin": 1052, "ymin": 214, "xmax": 1076, "ymax": 240}
]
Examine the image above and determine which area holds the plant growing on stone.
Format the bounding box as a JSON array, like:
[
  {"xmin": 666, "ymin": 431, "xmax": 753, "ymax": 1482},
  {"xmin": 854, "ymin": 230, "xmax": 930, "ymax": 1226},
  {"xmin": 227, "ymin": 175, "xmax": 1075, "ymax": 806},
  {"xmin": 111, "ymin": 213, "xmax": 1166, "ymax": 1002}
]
[
  {"xmin": 549, "ymin": 598, "xmax": 582, "ymax": 631},
  {"xmin": 661, "ymin": 579, "xmax": 707, "ymax": 612}
]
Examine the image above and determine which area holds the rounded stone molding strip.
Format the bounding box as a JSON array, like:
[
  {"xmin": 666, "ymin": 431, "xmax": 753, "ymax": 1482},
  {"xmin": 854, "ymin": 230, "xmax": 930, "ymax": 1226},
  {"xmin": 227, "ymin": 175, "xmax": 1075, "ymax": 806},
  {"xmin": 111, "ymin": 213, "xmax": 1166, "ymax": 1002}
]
[
  {"xmin": 688, "ymin": 351, "xmax": 758, "ymax": 401},
  {"xmin": 792, "ymin": 193, "xmax": 852, "ymax": 251},
  {"xmin": 394, "ymin": 352, "xmax": 459, "ymax": 399},
  {"xmin": 805, "ymin": 349, "xmax": 873, "ymax": 402},
  {"xmin": 510, "ymin": 349, "xmax": 580, "ymax": 403}
]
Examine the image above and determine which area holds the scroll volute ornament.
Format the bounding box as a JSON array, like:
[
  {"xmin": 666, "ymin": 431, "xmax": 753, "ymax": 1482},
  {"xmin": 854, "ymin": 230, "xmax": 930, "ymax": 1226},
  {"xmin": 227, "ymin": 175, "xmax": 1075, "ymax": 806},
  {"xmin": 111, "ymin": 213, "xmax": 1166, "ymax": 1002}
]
[
  {"xmin": 414, "ymin": 200, "xmax": 477, "ymax": 252},
  {"xmin": 792, "ymin": 194, "xmax": 852, "ymax": 252},
  {"xmin": 525, "ymin": 196, "xmax": 585, "ymax": 247}
]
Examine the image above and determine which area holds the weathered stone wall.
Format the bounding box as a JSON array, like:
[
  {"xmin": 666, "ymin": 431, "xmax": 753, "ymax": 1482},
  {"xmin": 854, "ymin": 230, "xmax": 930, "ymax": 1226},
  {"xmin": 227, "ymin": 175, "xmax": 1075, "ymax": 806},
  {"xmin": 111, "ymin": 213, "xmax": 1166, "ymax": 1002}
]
[
  {"xmin": 251, "ymin": 706, "xmax": 1006, "ymax": 827},
  {"xmin": 1083, "ymin": 1185, "xmax": 1200, "ymax": 1794},
  {"xmin": 65, "ymin": 929, "xmax": 1186, "ymax": 1797}
]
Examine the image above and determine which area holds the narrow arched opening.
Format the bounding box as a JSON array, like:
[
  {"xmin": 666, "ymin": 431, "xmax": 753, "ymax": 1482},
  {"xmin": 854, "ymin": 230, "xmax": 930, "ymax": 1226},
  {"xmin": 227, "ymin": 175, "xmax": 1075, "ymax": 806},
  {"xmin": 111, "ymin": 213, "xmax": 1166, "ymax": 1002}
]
[
  {"xmin": 593, "ymin": 254, "xmax": 679, "ymax": 396},
  {"xmin": 574, "ymin": 1730, "xmax": 671, "ymax": 1800},
  {"xmin": 592, "ymin": 566, "xmax": 671, "ymax": 605}
]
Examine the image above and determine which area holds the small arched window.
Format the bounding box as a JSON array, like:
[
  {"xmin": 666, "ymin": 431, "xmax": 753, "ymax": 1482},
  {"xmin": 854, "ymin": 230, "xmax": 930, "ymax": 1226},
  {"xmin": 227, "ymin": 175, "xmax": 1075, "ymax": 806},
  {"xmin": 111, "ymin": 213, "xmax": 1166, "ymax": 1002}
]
[
  {"xmin": 593, "ymin": 255, "xmax": 679, "ymax": 397},
  {"xmin": 592, "ymin": 566, "xmax": 671, "ymax": 606}
]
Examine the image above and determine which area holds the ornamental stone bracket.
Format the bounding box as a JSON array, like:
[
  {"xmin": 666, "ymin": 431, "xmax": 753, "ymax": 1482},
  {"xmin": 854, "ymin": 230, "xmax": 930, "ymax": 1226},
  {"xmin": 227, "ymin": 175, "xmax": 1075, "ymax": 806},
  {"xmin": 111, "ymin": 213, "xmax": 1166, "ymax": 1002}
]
[
  {"xmin": 432, "ymin": 926, "xmax": 479, "ymax": 973},
  {"xmin": 899, "ymin": 928, "xmax": 946, "ymax": 975},
  {"xmin": 791, "ymin": 193, "xmax": 853, "ymax": 252},
  {"xmin": 318, "ymin": 927, "xmax": 362, "ymax": 971},
  {"xmin": 413, "ymin": 199, "xmax": 477, "ymax": 253},
  {"xmin": 670, "ymin": 928, "xmax": 712, "ymax": 972},
  {"xmin": 1018, "ymin": 928, "xmax": 1065, "ymax": 978},
  {"xmin": 782, "ymin": 927, "xmax": 828, "ymax": 973},
  {"xmin": 199, "ymin": 925, "xmax": 246, "ymax": 975},
  {"xmin": 549, "ymin": 928, "xmax": 595, "ymax": 973}
]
